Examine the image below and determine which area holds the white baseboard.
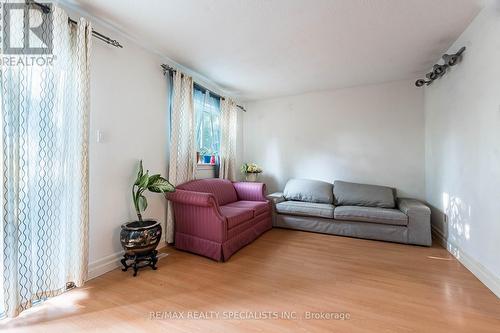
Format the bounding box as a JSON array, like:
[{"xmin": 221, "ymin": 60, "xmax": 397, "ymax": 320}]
[
  {"xmin": 432, "ymin": 226, "xmax": 500, "ymax": 298},
  {"xmin": 87, "ymin": 241, "xmax": 167, "ymax": 281}
]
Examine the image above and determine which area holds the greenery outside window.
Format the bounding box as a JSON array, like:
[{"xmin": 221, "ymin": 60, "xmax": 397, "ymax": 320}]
[{"xmin": 194, "ymin": 86, "xmax": 221, "ymax": 163}]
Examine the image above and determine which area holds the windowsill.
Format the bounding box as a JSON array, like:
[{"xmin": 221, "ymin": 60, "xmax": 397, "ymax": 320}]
[
  {"xmin": 195, "ymin": 163, "xmax": 216, "ymax": 180},
  {"xmin": 196, "ymin": 163, "xmax": 216, "ymax": 170}
]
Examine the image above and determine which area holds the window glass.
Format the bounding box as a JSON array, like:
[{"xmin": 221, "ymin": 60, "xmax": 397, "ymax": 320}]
[{"xmin": 194, "ymin": 86, "xmax": 221, "ymax": 158}]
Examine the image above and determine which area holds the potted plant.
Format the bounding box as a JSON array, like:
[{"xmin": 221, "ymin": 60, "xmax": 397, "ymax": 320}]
[
  {"xmin": 241, "ymin": 163, "xmax": 263, "ymax": 182},
  {"xmin": 120, "ymin": 161, "xmax": 175, "ymax": 276},
  {"xmin": 200, "ymin": 147, "xmax": 212, "ymax": 164}
]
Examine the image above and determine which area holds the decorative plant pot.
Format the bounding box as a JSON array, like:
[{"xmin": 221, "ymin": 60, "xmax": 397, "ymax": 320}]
[
  {"xmin": 245, "ymin": 173, "xmax": 259, "ymax": 182},
  {"xmin": 203, "ymin": 155, "xmax": 211, "ymax": 164},
  {"xmin": 120, "ymin": 219, "xmax": 162, "ymax": 256}
]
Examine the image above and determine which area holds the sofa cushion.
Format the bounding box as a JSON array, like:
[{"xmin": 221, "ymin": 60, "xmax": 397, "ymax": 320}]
[
  {"xmin": 333, "ymin": 181, "xmax": 395, "ymax": 208},
  {"xmin": 283, "ymin": 179, "xmax": 333, "ymax": 204},
  {"xmin": 219, "ymin": 206, "xmax": 254, "ymax": 229},
  {"xmin": 334, "ymin": 206, "xmax": 407, "ymax": 226},
  {"xmin": 224, "ymin": 201, "xmax": 269, "ymax": 216},
  {"xmin": 177, "ymin": 179, "xmax": 238, "ymax": 206},
  {"xmin": 276, "ymin": 201, "xmax": 335, "ymax": 219}
]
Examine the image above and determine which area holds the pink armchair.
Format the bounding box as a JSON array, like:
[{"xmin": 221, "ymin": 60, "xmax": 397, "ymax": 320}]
[{"xmin": 166, "ymin": 179, "xmax": 272, "ymax": 261}]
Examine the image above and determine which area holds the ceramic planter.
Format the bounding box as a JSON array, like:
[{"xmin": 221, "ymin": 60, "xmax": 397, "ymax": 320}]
[{"xmin": 120, "ymin": 219, "xmax": 162, "ymax": 256}]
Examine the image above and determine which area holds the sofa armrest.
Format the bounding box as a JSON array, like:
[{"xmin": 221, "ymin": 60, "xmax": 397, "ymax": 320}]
[
  {"xmin": 267, "ymin": 192, "xmax": 285, "ymax": 205},
  {"xmin": 267, "ymin": 192, "xmax": 284, "ymax": 226},
  {"xmin": 233, "ymin": 182, "xmax": 267, "ymax": 201},
  {"xmin": 397, "ymin": 198, "xmax": 432, "ymax": 246},
  {"xmin": 166, "ymin": 189, "xmax": 218, "ymax": 207},
  {"xmin": 167, "ymin": 189, "xmax": 227, "ymax": 242}
]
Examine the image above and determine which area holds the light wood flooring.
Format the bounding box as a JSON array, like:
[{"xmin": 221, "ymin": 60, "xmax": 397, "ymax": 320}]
[{"xmin": 1, "ymin": 228, "xmax": 499, "ymax": 332}]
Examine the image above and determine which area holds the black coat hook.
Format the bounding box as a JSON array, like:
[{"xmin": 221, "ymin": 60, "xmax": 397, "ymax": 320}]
[{"xmin": 415, "ymin": 47, "xmax": 466, "ymax": 87}]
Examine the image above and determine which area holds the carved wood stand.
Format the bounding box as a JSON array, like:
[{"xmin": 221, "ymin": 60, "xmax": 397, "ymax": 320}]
[{"xmin": 121, "ymin": 250, "xmax": 158, "ymax": 277}]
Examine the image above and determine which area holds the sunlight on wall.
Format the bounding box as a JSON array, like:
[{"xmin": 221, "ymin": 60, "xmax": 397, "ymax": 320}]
[
  {"xmin": 442, "ymin": 192, "xmax": 471, "ymax": 242},
  {"xmin": 442, "ymin": 192, "xmax": 449, "ymax": 212},
  {"xmin": 425, "ymin": 2, "xmax": 500, "ymax": 293}
]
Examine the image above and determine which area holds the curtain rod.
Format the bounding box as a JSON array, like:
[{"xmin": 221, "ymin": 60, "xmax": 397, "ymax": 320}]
[
  {"xmin": 161, "ymin": 64, "xmax": 246, "ymax": 112},
  {"xmin": 29, "ymin": 1, "xmax": 123, "ymax": 48}
]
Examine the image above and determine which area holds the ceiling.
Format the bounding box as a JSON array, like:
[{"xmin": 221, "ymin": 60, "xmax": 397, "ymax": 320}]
[{"xmin": 63, "ymin": 0, "xmax": 483, "ymax": 101}]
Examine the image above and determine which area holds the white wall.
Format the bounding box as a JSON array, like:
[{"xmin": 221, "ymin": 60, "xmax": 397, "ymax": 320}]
[
  {"xmin": 82, "ymin": 22, "xmax": 246, "ymax": 278},
  {"xmin": 87, "ymin": 26, "xmax": 169, "ymax": 278},
  {"xmin": 425, "ymin": 2, "xmax": 500, "ymax": 297},
  {"xmin": 243, "ymin": 80, "xmax": 425, "ymax": 199}
]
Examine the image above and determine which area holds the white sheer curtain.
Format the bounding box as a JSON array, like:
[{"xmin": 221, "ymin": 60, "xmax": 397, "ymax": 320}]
[
  {"xmin": 0, "ymin": 7, "xmax": 91, "ymax": 318},
  {"xmin": 166, "ymin": 71, "xmax": 195, "ymax": 243},
  {"xmin": 219, "ymin": 98, "xmax": 238, "ymax": 181}
]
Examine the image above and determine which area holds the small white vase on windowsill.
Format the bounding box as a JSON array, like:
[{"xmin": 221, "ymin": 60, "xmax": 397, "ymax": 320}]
[{"xmin": 245, "ymin": 173, "xmax": 259, "ymax": 182}]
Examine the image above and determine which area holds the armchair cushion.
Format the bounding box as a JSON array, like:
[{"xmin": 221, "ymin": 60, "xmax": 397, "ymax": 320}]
[
  {"xmin": 224, "ymin": 201, "xmax": 269, "ymax": 216},
  {"xmin": 219, "ymin": 206, "xmax": 254, "ymax": 229}
]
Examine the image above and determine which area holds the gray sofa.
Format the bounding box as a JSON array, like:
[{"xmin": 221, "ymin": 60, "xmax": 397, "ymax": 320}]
[{"xmin": 268, "ymin": 179, "xmax": 431, "ymax": 246}]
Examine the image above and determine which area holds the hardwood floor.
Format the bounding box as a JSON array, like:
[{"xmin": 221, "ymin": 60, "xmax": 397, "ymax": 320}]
[{"xmin": 1, "ymin": 228, "xmax": 499, "ymax": 332}]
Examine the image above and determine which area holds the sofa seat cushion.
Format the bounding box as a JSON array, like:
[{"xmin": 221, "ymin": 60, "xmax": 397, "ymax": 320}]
[
  {"xmin": 219, "ymin": 206, "xmax": 254, "ymax": 229},
  {"xmin": 276, "ymin": 201, "xmax": 335, "ymax": 219},
  {"xmin": 334, "ymin": 180, "xmax": 395, "ymax": 208},
  {"xmin": 334, "ymin": 206, "xmax": 407, "ymax": 226},
  {"xmin": 224, "ymin": 201, "xmax": 269, "ymax": 216}
]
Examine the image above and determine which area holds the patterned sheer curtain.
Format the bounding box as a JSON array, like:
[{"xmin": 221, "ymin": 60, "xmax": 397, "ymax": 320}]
[
  {"xmin": 0, "ymin": 6, "xmax": 91, "ymax": 318},
  {"xmin": 166, "ymin": 71, "xmax": 195, "ymax": 243},
  {"xmin": 219, "ymin": 98, "xmax": 238, "ymax": 181}
]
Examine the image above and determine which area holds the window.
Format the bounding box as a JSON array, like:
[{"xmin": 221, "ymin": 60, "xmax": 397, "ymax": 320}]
[{"xmin": 194, "ymin": 86, "xmax": 221, "ymax": 161}]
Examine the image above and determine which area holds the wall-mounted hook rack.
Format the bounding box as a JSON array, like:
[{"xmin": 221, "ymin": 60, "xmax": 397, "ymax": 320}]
[{"xmin": 415, "ymin": 47, "xmax": 466, "ymax": 87}]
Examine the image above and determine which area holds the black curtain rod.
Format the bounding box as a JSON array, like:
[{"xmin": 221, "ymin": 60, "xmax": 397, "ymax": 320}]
[
  {"xmin": 29, "ymin": 1, "xmax": 123, "ymax": 48},
  {"xmin": 161, "ymin": 64, "xmax": 246, "ymax": 112}
]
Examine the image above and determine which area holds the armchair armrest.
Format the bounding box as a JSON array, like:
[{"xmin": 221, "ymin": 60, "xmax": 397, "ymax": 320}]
[
  {"xmin": 397, "ymin": 198, "xmax": 431, "ymax": 246},
  {"xmin": 233, "ymin": 182, "xmax": 267, "ymax": 201},
  {"xmin": 166, "ymin": 189, "xmax": 226, "ymax": 242},
  {"xmin": 166, "ymin": 189, "xmax": 218, "ymax": 207}
]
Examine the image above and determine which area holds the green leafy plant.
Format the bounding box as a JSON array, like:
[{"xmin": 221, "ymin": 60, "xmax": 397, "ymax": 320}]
[
  {"xmin": 199, "ymin": 147, "xmax": 212, "ymax": 156},
  {"xmin": 133, "ymin": 160, "xmax": 175, "ymax": 222}
]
